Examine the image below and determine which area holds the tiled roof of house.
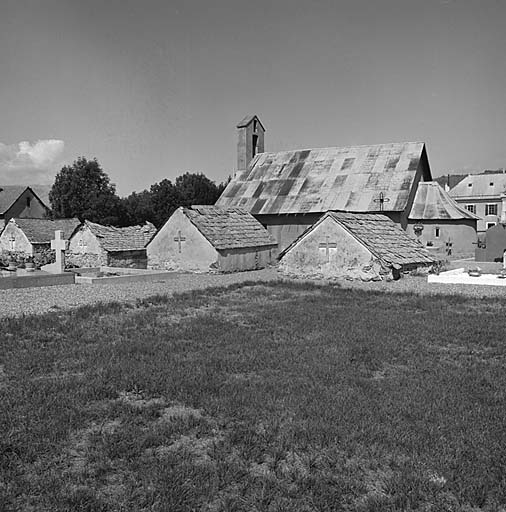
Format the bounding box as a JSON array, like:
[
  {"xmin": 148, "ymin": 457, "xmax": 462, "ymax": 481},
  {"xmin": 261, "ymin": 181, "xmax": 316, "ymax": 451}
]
[
  {"xmin": 12, "ymin": 217, "xmax": 81, "ymax": 244},
  {"xmin": 217, "ymin": 142, "xmax": 430, "ymax": 215},
  {"xmin": 450, "ymin": 173, "xmax": 506, "ymax": 199},
  {"xmin": 85, "ymin": 220, "xmax": 157, "ymax": 252},
  {"xmin": 409, "ymin": 182, "xmax": 479, "ymax": 220},
  {"xmin": 183, "ymin": 205, "xmax": 277, "ymax": 250},
  {"xmin": 282, "ymin": 212, "xmax": 435, "ymax": 268}
]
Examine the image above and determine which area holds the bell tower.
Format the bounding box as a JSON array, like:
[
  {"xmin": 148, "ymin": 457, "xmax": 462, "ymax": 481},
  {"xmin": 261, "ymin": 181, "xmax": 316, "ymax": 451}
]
[{"xmin": 237, "ymin": 115, "xmax": 265, "ymax": 171}]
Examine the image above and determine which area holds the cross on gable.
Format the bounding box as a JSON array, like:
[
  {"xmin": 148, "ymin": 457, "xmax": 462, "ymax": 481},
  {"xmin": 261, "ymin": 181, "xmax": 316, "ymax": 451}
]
[
  {"xmin": 373, "ymin": 192, "xmax": 391, "ymax": 211},
  {"xmin": 174, "ymin": 230, "xmax": 186, "ymax": 253},
  {"xmin": 318, "ymin": 236, "xmax": 338, "ymax": 261},
  {"xmin": 8, "ymin": 235, "xmax": 15, "ymax": 250}
]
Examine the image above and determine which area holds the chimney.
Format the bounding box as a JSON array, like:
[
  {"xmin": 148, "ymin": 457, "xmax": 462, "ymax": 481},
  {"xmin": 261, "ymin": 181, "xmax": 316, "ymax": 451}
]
[
  {"xmin": 501, "ymin": 194, "xmax": 506, "ymax": 224},
  {"xmin": 237, "ymin": 115, "xmax": 265, "ymax": 171}
]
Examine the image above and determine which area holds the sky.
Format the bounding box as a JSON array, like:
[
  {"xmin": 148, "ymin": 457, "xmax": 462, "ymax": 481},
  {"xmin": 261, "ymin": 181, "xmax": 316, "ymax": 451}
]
[{"xmin": 1, "ymin": 0, "xmax": 506, "ymax": 196}]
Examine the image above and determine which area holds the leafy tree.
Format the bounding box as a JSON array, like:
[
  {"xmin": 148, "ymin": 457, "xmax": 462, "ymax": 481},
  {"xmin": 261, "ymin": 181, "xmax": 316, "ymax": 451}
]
[
  {"xmin": 120, "ymin": 190, "xmax": 155, "ymax": 226},
  {"xmin": 175, "ymin": 172, "xmax": 222, "ymax": 207},
  {"xmin": 149, "ymin": 179, "xmax": 182, "ymax": 228},
  {"xmin": 49, "ymin": 157, "xmax": 125, "ymax": 225}
]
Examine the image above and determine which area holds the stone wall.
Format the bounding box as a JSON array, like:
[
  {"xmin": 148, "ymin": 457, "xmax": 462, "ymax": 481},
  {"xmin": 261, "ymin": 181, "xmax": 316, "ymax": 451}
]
[
  {"xmin": 66, "ymin": 251, "xmax": 107, "ymax": 268},
  {"xmin": 107, "ymin": 250, "xmax": 148, "ymax": 269}
]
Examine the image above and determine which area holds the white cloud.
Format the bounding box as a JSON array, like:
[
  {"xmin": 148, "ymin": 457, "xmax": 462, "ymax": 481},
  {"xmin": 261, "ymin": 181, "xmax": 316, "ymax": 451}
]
[{"xmin": 0, "ymin": 139, "xmax": 65, "ymax": 185}]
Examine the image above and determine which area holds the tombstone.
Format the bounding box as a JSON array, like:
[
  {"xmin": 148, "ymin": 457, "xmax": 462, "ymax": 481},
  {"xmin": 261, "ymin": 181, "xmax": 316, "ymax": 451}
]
[{"xmin": 41, "ymin": 230, "xmax": 68, "ymax": 274}]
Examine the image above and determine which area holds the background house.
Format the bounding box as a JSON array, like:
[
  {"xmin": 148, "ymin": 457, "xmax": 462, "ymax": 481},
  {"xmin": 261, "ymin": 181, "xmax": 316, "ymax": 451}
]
[
  {"xmin": 449, "ymin": 171, "xmax": 506, "ymax": 233},
  {"xmin": 67, "ymin": 220, "xmax": 156, "ymax": 268},
  {"xmin": 406, "ymin": 182, "xmax": 478, "ymax": 258},
  {"xmin": 147, "ymin": 205, "xmax": 277, "ymax": 272},
  {"xmin": 279, "ymin": 212, "xmax": 435, "ymax": 281},
  {"xmin": 0, "ymin": 186, "xmax": 50, "ymax": 229},
  {"xmin": 0, "ymin": 217, "xmax": 80, "ymax": 259}
]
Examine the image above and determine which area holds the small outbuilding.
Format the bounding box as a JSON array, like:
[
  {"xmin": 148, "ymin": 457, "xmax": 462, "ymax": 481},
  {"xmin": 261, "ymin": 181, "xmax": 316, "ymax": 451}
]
[
  {"xmin": 0, "ymin": 217, "xmax": 80, "ymax": 259},
  {"xmin": 475, "ymin": 222, "xmax": 506, "ymax": 262},
  {"xmin": 67, "ymin": 220, "xmax": 157, "ymax": 268},
  {"xmin": 407, "ymin": 182, "xmax": 478, "ymax": 259},
  {"xmin": 279, "ymin": 211, "xmax": 435, "ymax": 281},
  {"xmin": 147, "ymin": 205, "xmax": 278, "ymax": 272}
]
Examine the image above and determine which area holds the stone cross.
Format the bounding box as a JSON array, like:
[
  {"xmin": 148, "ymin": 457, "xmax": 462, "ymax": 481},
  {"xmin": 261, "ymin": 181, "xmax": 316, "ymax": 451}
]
[
  {"xmin": 319, "ymin": 236, "xmax": 337, "ymax": 261},
  {"xmin": 8, "ymin": 235, "xmax": 15, "ymax": 251},
  {"xmin": 51, "ymin": 230, "xmax": 68, "ymax": 271},
  {"xmin": 174, "ymin": 230, "xmax": 186, "ymax": 253}
]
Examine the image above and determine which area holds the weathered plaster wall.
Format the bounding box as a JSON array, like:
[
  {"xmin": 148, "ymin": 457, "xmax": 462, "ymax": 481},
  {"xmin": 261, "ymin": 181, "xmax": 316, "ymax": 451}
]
[
  {"xmin": 406, "ymin": 220, "xmax": 477, "ymax": 259},
  {"xmin": 0, "ymin": 222, "xmax": 33, "ymax": 255},
  {"xmin": 279, "ymin": 217, "xmax": 383, "ymax": 280},
  {"xmin": 67, "ymin": 225, "xmax": 107, "ymax": 267},
  {"xmin": 255, "ymin": 213, "xmax": 321, "ymax": 252},
  {"xmin": 218, "ymin": 245, "xmax": 276, "ymax": 272},
  {"xmin": 4, "ymin": 188, "xmax": 49, "ymax": 222},
  {"xmin": 147, "ymin": 209, "xmax": 219, "ymax": 271}
]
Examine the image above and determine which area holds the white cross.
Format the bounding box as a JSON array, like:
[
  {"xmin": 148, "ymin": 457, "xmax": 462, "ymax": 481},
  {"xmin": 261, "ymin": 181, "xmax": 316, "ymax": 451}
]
[
  {"xmin": 50, "ymin": 230, "xmax": 68, "ymax": 272},
  {"xmin": 319, "ymin": 236, "xmax": 337, "ymax": 261},
  {"xmin": 8, "ymin": 236, "xmax": 15, "ymax": 251},
  {"xmin": 174, "ymin": 230, "xmax": 186, "ymax": 253}
]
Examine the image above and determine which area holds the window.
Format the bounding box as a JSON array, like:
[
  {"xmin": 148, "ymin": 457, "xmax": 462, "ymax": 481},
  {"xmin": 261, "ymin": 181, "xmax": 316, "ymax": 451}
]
[
  {"xmin": 487, "ymin": 222, "xmax": 496, "ymax": 230},
  {"xmin": 26, "ymin": 196, "xmax": 31, "ymax": 208},
  {"xmin": 468, "ymin": 183, "xmax": 472, "ymax": 187},
  {"xmin": 466, "ymin": 204, "xmax": 476, "ymax": 214},
  {"xmin": 435, "ymin": 227, "xmax": 440, "ymax": 238},
  {"xmin": 490, "ymin": 182, "xmax": 494, "ymax": 187},
  {"xmin": 252, "ymin": 134, "xmax": 258, "ymax": 158},
  {"xmin": 485, "ymin": 204, "xmax": 498, "ymax": 216}
]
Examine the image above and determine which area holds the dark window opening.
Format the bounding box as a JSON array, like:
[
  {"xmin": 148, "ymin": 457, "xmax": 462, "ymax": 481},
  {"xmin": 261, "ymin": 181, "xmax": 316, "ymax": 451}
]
[
  {"xmin": 252, "ymin": 134, "xmax": 258, "ymax": 158},
  {"xmin": 26, "ymin": 196, "xmax": 31, "ymax": 208},
  {"xmin": 435, "ymin": 227, "xmax": 440, "ymax": 238}
]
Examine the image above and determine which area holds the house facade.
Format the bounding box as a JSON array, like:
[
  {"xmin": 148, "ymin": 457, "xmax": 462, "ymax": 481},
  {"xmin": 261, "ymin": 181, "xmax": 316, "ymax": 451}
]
[
  {"xmin": 0, "ymin": 186, "xmax": 50, "ymax": 229},
  {"xmin": 449, "ymin": 172, "xmax": 506, "ymax": 233},
  {"xmin": 147, "ymin": 205, "xmax": 277, "ymax": 272}
]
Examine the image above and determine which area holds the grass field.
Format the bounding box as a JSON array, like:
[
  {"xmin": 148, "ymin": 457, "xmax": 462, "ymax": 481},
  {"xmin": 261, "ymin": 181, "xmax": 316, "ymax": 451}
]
[{"xmin": 1, "ymin": 280, "xmax": 506, "ymax": 511}]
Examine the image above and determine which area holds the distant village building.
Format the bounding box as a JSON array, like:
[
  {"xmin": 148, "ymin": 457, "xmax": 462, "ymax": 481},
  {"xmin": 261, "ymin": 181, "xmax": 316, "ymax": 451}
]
[
  {"xmin": 407, "ymin": 182, "xmax": 478, "ymax": 258},
  {"xmin": 0, "ymin": 217, "xmax": 80, "ymax": 257},
  {"xmin": 0, "ymin": 186, "xmax": 50, "ymax": 229},
  {"xmin": 217, "ymin": 116, "xmax": 433, "ymax": 251},
  {"xmin": 449, "ymin": 171, "xmax": 506, "ymax": 233},
  {"xmin": 67, "ymin": 220, "xmax": 156, "ymax": 268},
  {"xmin": 279, "ymin": 212, "xmax": 435, "ymax": 281},
  {"xmin": 147, "ymin": 205, "xmax": 277, "ymax": 272}
]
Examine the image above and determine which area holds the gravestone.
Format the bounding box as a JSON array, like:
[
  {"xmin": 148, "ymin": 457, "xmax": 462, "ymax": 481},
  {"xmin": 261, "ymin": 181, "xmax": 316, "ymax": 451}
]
[{"xmin": 41, "ymin": 230, "xmax": 68, "ymax": 274}]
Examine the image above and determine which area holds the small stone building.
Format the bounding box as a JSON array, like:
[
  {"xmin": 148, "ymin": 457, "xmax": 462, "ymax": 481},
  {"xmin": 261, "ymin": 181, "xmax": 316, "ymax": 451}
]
[
  {"xmin": 279, "ymin": 211, "xmax": 435, "ymax": 280},
  {"xmin": 0, "ymin": 217, "xmax": 80, "ymax": 258},
  {"xmin": 147, "ymin": 205, "xmax": 278, "ymax": 272},
  {"xmin": 406, "ymin": 182, "xmax": 478, "ymax": 259},
  {"xmin": 67, "ymin": 220, "xmax": 157, "ymax": 268},
  {"xmin": 0, "ymin": 186, "xmax": 50, "ymax": 229}
]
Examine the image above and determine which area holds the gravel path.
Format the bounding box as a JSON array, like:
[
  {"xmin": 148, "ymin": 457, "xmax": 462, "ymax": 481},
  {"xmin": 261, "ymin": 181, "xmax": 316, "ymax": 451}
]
[{"xmin": 1, "ymin": 268, "xmax": 505, "ymax": 319}]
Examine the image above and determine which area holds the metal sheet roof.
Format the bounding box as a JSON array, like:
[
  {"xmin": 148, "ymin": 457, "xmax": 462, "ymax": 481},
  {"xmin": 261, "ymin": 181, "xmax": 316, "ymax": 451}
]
[
  {"xmin": 183, "ymin": 205, "xmax": 277, "ymax": 251},
  {"xmin": 409, "ymin": 182, "xmax": 479, "ymax": 220},
  {"xmin": 217, "ymin": 142, "xmax": 426, "ymax": 214},
  {"xmin": 449, "ymin": 173, "xmax": 506, "ymax": 199},
  {"xmin": 282, "ymin": 212, "xmax": 435, "ymax": 268}
]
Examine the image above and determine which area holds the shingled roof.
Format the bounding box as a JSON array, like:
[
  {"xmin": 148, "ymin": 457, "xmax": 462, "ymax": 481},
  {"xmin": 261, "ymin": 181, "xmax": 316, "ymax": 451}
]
[
  {"xmin": 182, "ymin": 205, "xmax": 277, "ymax": 250},
  {"xmin": 409, "ymin": 182, "xmax": 479, "ymax": 220},
  {"xmin": 217, "ymin": 142, "xmax": 430, "ymax": 215},
  {"xmin": 282, "ymin": 212, "xmax": 435, "ymax": 268},
  {"xmin": 84, "ymin": 220, "xmax": 157, "ymax": 252},
  {"xmin": 11, "ymin": 217, "xmax": 81, "ymax": 244}
]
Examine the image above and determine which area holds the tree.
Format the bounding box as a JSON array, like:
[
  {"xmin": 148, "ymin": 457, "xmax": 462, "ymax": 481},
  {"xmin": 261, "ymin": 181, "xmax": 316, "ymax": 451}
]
[
  {"xmin": 149, "ymin": 179, "xmax": 182, "ymax": 228},
  {"xmin": 174, "ymin": 172, "xmax": 222, "ymax": 207},
  {"xmin": 119, "ymin": 190, "xmax": 155, "ymax": 226},
  {"xmin": 49, "ymin": 157, "xmax": 125, "ymax": 225}
]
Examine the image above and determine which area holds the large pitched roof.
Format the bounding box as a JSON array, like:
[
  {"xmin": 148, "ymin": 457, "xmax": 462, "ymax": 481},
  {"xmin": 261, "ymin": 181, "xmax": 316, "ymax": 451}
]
[
  {"xmin": 84, "ymin": 220, "xmax": 157, "ymax": 252},
  {"xmin": 11, "ymin": 218, "xmax": 81, "ymax": 244},
  {"xmin": 217, "ymin": 142, "xmax": 429, "ymax": 215},
  {"xmin": 282, "ymin": 212, "xmax": 435, "ymax": 268},
  {"xmin": 182, "ymin": 205, "xmax": 277, "ymax": 250},
  {"xmin": 449, "ymin": 173, "xmax": 506, "ymax": 199},
  {"xmin": 409, "ymin": 182, "xmax": 479, "ymax": 221}
]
